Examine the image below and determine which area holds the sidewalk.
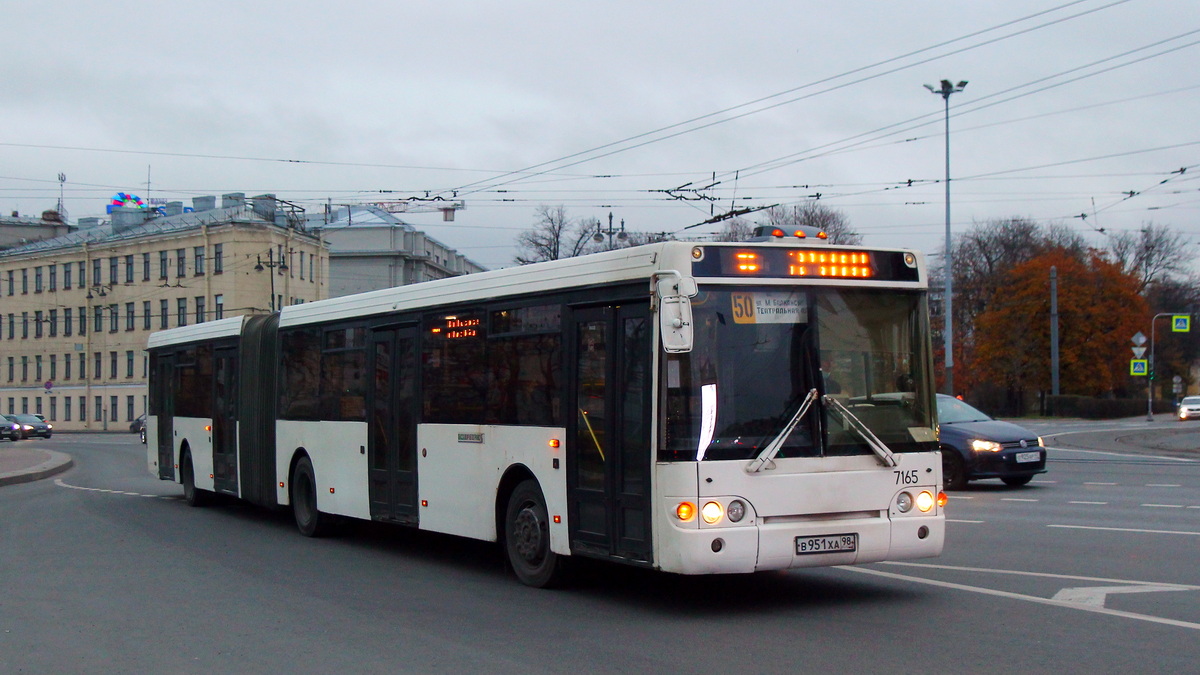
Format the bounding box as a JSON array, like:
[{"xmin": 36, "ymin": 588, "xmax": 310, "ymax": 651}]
[{"xmin": 0, "ymin": 445, "xmax": 74, "ymax": 487}]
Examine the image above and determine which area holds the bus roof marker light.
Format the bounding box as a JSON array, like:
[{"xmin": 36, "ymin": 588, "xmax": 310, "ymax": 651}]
[
  {"xmin": 691, "ymin": 246, "xmax": 704, "ymax": 260},
  {"xmin": 904, "ymin": 252, "xmax": 918, "ymax": 268}
]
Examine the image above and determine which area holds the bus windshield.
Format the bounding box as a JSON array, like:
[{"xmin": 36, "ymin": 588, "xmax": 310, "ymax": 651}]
[{"xmin": 660, "ymin": 286, "xmax": 937, "ymax": 462}]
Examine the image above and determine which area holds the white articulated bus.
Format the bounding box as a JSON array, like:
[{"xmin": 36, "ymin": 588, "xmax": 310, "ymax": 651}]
[{"xmin": 147, "ymin": 234, "xmax": 946, "ymax": 586}]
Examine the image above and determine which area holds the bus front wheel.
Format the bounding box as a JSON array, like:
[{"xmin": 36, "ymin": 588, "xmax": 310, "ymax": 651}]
[
  {"xmin": 291, "ymin": 456, "xmax": 334, "ymax": 537},
  {"xmin": 504, "ymin": 479, "xmax": 563, "ymax": 588}
]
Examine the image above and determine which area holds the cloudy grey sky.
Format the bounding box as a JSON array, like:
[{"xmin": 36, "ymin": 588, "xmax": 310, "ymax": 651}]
[{"xmin": 3, "ymin": 0, "xmax": 1197, "ymax": 268}]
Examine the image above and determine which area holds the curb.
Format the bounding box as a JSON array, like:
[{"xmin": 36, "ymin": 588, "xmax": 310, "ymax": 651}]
[{"xmin": 0, "ymin": 450, "xmax": 75, "ymax": 487}]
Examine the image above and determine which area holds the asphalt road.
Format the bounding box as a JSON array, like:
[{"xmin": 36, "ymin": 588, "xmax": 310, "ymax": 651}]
[{"xmin": 1, "ymin": 426, "xmax": 1197, "ymax": 674}]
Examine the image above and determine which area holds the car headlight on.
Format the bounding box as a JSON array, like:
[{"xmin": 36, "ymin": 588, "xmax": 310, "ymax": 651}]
[
  {"xmin": 970, "ymin": 439, "xmax": 1002, "ymax": 453},
  {"xmin": 46, "ymin": 424, "xmax": 53, "ymax": 430}
]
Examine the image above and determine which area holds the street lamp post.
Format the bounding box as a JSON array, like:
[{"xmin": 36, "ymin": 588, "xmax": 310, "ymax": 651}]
[
  {"xmin": 925, "ymin": 78, "xmax": 968, "ymax": 395},
  {"xmin": 254, "ymin": 248, "xmax": 289, "ymax": 312},
  {"xmin": 593, "ymin": 212, "xmax": 627, "ymax": 250}
]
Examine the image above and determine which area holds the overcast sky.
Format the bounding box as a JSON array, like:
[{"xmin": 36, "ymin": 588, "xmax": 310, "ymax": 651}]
[{"xmin": 3, "ymin": 0, "xmax": 1197, "ymax": 269}]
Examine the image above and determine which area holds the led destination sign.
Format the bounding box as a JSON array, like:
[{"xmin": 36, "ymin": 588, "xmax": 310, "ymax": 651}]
[{"xmin": 692, "ymin": 247, "xmax": 920, "ymax": 282}]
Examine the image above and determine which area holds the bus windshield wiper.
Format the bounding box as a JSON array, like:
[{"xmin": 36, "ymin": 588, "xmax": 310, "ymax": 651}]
[
  {"xmin": 745, "ymin": 388, "xmax": 818, "ymax": 473},
  {"xmin": 822, "ymin": 396, "xmax": 898, "ymax": 467}
]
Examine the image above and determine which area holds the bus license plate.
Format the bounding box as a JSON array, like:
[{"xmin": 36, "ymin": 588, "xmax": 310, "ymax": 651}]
[
  {"xmin": 1016, "ymin": 451, "xmax": 1040, "ymax": 463},
  {"xmin": 795, "ymin": 534, "xmax": 857, "ymax": 555}
]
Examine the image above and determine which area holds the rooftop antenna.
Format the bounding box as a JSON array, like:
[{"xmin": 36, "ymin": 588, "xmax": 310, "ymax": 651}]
[{"xmin": 56, "ymin": 173, "xmax": 67, "ymax": 220}]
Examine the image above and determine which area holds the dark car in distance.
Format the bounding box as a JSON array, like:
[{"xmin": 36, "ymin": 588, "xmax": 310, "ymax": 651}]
[
  {"xmin": 5, "ymin": 413, "xmax": 53, "ymax": 439},
  {"xmin": 1, "ymin": 416, "xmax": 20, "ymax": 441},
  {"xmin": 937, "ymin": 395, "xmax": 1045, "ymax": 490}
]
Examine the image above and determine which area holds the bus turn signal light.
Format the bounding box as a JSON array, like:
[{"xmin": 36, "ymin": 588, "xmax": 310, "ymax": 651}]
[
  {"xmin": 676, "ymin": 502, "xmax": 696, "ymax": 522},
  {"xmin": 937, "ymin": 491, "xmax": 948, "ymax": 508}
]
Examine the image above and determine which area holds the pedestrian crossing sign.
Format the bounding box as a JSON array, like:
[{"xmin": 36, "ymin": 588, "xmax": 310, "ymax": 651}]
[
  {"xmin": 1172, "ymin": 315, "xmax": 1190, "ymax": 332},
  {"xmin": 1130, "ymin": 359, "xmax": 1148, "ymax": 376}
]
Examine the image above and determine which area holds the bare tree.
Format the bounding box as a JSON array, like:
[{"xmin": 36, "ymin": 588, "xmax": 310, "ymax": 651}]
[
  {"xmin": 713, "ymin": 216, "xmax": 754, "ymax": 242},
  {"xmin": 514, "ymin": 205, "xmax": 601, "ymax": 264},
  {"xmin": 758, "ymin": 203, "xmax": 862, "ymax": 244},
  {"xmin": 1106, "ymin": 222, "xmax": 1193, "ymax": 291}
]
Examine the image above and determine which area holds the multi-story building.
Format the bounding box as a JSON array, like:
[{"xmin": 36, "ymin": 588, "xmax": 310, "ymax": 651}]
[
  {"xmin": 0, "ymin": 193, "xmax": 328, "ymax": 431},
  {"xmin": 308, "ymin": 205, "xmax": 486, "ymax": 297}
]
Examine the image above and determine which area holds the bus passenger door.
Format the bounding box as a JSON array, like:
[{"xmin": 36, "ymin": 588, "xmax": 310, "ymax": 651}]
[
  {"xmin": 568, "ymin": 304, "xmax": 653, "ymax": 564},
  {"xmin": 212, "ymin": 346, "xmax": 239, "ymax": 495},
  {"xmin": 155, "ymin": 352, "xmax": 176, "ymax": 481},
  {"xmin": 368, "ymin": 326, "xmax": 419, "ymax": 524}
]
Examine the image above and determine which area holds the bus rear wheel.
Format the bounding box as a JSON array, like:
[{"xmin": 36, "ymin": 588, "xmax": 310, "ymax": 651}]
[
  {"xmin": 181, "ymin": 450, "xmax": 209, "ymax": 507},
  {"xmin": 504, "ymin": 480, "xmax": 563, "ymax": 588},
  {"xmin": 291, "ymin": 456, "xmax": 334, "ymax": 537}
]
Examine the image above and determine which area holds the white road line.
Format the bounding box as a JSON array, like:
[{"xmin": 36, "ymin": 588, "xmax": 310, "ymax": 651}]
[
  {"xmin": 845, "ymin": 566, "xmax": 1200, "ymax": 631},
  {"xmin": 1001, "ymin": 498, "xmax": 1039, "ymax": 502},
  {"xmin": 1048, "ymin": 524, "xmax": 1200, "ymax": 537},
  {"xmin": 1069, "ymin": 501, "xmax": 1108, "ymax": 505},
  {"xmin": 1052, "ymin": 585, "xmax": 1189, "ymax": 607},
  {"xmin": 55, "ymin": 478, "xmax": 178, "ymax": 500},
  {"xmin": 947, "ymin": 519, "xmax": 985, "ymax": 523},
  {"xmin": 1084, "ymin": 482, "xmax": 1117, "ymax": 486},
  {"xmin": 1146, "ymin": 484, "xmax": 1182, "ymax": 487},
  {"xmin": 882, "ymin": 561, "xmax": 1200, "ymax": 588},
  {"xmin": 1143, "ymin": 503, "xmax": 1185, "ymax": 508}
]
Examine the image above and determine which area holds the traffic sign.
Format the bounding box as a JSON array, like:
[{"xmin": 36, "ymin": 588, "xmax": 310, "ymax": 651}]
[
  {"xmin": 1130, "ymin": 359, "xmax": 1148, "ymax": 376},
  {"xmin": 1172, "ymin": 315, "xmax": 1190, "ymax": 332},
  {"xmin": 1131, "ymin": 347, "xmax": 1146, "ymax": 358},
  {"xmin": 1131, "ymin": 332, "xmax": 1147, "ymax": 346}
]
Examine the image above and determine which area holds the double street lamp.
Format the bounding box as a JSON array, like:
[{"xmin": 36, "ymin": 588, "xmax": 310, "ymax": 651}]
[
  {"xmin": 925, "ymin": 79, "xmax": 968, "ymax": 395},
  {"xmin": 255, "ymin": 248, "xmax": 289, "ymax": 312}
]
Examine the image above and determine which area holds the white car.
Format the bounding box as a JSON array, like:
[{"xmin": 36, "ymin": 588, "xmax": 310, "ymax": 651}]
[{"xmin": 1178, "ymin": 396, "xmax": 1200, "ymax": 421}]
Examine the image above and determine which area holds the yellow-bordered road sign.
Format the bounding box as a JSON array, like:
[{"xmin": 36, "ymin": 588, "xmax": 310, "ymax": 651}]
[{"xmin": 1130, "ymin": 359, "xmax": 1148, "ymax": 376}]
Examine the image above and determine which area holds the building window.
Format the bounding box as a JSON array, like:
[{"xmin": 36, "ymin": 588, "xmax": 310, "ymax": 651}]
[
  {"xmin": 34, "ymin": 267, "xmax": 43, "ymax": 293},
  {"xmin": 126, "ymin": 395, "xmax": 134, "ymax": 422},
  {"xmin": 48, "ymin": 309, "xmax": 57, "ymax": 337},
  {"xmin": 49, "ymin": 397, "xmax": 57, "ymax": 422},
  {"xmin": 94, "ymin": 307, "xmax": 103, "ymax": 333},
  {"xmin": 64, "ymin": 397, "xmax": 71, "ymax": 422},
  {"xmin": 35, "ymin": 397, "xmax": 42, "ymax": 416},
  {"xmin": 109, "ymin": 256, "xmax": 118, "ymax": 285},
  {"xmin": 6, "ymin": 398, "xmax": 13, "ymax": 415},
  {"xmin": 160, "ymin": 299, "xmax": 169, "ymax": 329},
  {"xmin": 63, "ymin": 263, "xmax": 72, "ymax": 290},
  {"xmin": 94, "ymin": 352, "xmax": 101, "ymax": 382},
  {"xmin": 34, "ymin": 311, "xmax": 43, "ymax": 338},
  {"xmin": 49, "ymin": 265, "xmax": 57, "ymax": 291},
  {"xmin": 6, "ymin": 357, "xmax": 12, "ymax": 382},
  {"xmin": 79, "ymin": 353, "xmax": 86, "ymax": 380},
  {"xmin": 126, "ymin": 351, "xmax": 134, "ymax": 378},
  {"xmin": 213, "ymin": 243, "xmax": 224, "ymax": 274},
  {"xmin": 35, "ymin": 355, "xmax": 42, "ymax": 381},
  {"xmin": 110, "ymin": 351, "xmax": 118, "ymax": 380},
  {"xmin": 195, "ymin": 296, "xmax": 206, "ymax": 324},
  {"xmin": 64, "ymin": 308, "xmax": 72, "ymax": 337},
  {"xmin": 300, "ymin": 251, "xmax": 305, "ymax": 279},
  {"xmin": 50, "ymin": 354, "xmax": 57, "ymax": 381},
  {"xmin": 22, "ymin": 268, "xmax": 29, "ymax": 294},
  {"xmin": 214, "ymin": 294, "xmax": 224, "ymax": 320},
  {"xmin": 177, "ymin": 298, "xmax": 187, "ymax": 327},
  {"xmin": 78, "ymin": 261, "xmax": 86, "ymax": 289},
  {"xmin": 21, "ymin": 397, "xmax": 29, "ymax": 414},
  {"xmin": 6, "ymin": 270, "xmax": 12, "ymax": 295},
  {"xmin": 94, "ymin": 396, "xmax": 102, "ymax": 422},
  {"xmin": 194, "ymin": 246, "xmax": 205, "ymax": 275},
  {"xmin": 79, "ymin": 306, "xmax": 86, "ymax": 336},
  {"xmin": 159, "ymin": 251, "xmax": 168, "ymax": 279},
  {"xmin": 125, "ymin": 303, "xmax": 135, "ymax": 331},
  {"xmin": 22, "ymin": 312, "xmax": 29, "ymax": 339},
  {"xmin": 6, "ymin": 313, "xmax": 11, "ymax": 340},
  {"xmin": 80, "ymin": 396, "xmax": 86, "ymax": 422},
  {"xmin": 143, "ymin": 301, "xmax": 151, "ymax": 330},
  {"xmin": 142, "ymin": 253, "xmax": 151, "ymax": 281},
  {"xmin": 92, "ymin": 259, "xmax": 101, "ymax": 286},
  {"xmin": 109, "ymin": 304, "xmax": 118, "ymax": 333},
  {"xmin": 21, "ymin": 356, "xmax": 28, "ymax": 381},
  {"xmin": 65, "ymin": 354, "xmax": 72, "ymax": 380},
  {"xmin": 176, "ymin": 249, "xmax": 186, "ymax": 278},
  {"xmin": 125, "ymin": 254, "xmax": 134, "ymax": 283},
  {"xmin": 110, "ymin": 396, "xmax": 118, "ymax": 423}
]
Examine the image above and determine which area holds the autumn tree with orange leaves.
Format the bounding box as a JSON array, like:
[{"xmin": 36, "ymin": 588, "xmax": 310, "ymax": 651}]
[{"xmin": 973, "ymin": 249, "xmax": 1148, "ymax": 399}]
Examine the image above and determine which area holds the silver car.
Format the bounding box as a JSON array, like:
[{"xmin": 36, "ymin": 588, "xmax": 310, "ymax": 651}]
[{"xmin": 1178, "ymin": 396, "xmax": 1200, "ymax": 421}]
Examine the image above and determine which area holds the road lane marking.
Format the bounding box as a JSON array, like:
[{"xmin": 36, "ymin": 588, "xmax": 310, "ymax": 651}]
[
  {"xmin": 882, "ymin": 561, "xmax": 1200, "ymax": 588},
  {"xmin": 54, "ymin": 478, "xmax": 179, "ymax": 500},
  {"xmin": 1048, "ymin": 524, "xmax": 1200, "ymax": 537},
  {"xmin": 1084, "ymin": 482, "xmax": 1118, "ymax": 486},
  {"xmin": 947, "ymin": 519, "xmax": 985, "ymax": 523},
  {"xmin": 1001, "ymin": 498, "xmax": 1039, "ymax": 502},
  {"xmin": 1143, "ymin": 503, "xmax": 1185, "ymax": 508},
  {"xmin": 1147, "ymin": 484, "xmax": 1182, "ymax": 487},
  {"xmin": 1052, "ymin": 585, "xmax": 1190, "ymax": 607},
  {"xmin": 846, "ymin": 565, "xmax": 1200, "ymax": 631},
  {"xmin": 1069, "ymin": 501, "xmax": 1108, "ymax": 505}
]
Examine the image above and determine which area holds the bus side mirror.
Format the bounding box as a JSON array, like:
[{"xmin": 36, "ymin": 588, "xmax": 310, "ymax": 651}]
[{"xmin": 656, "ymin": 273, "xmax": 698, "ymax": 353}]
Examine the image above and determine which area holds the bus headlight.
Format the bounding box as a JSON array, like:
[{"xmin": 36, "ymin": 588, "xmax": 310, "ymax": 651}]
[
  {"xmin": 701, "ymin": 501, "xmax": 723, "ymax": 524},
  {"xmin": 896, "ymin": 492, "xmax": 914, "ymax": 513},
  {"xmin": 916, "ymin": 491, "xmax": 935, "ymax": 513},
  {"xmin": 727, "ymin": 499, "xmax": 746, "ymax": 523}
]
